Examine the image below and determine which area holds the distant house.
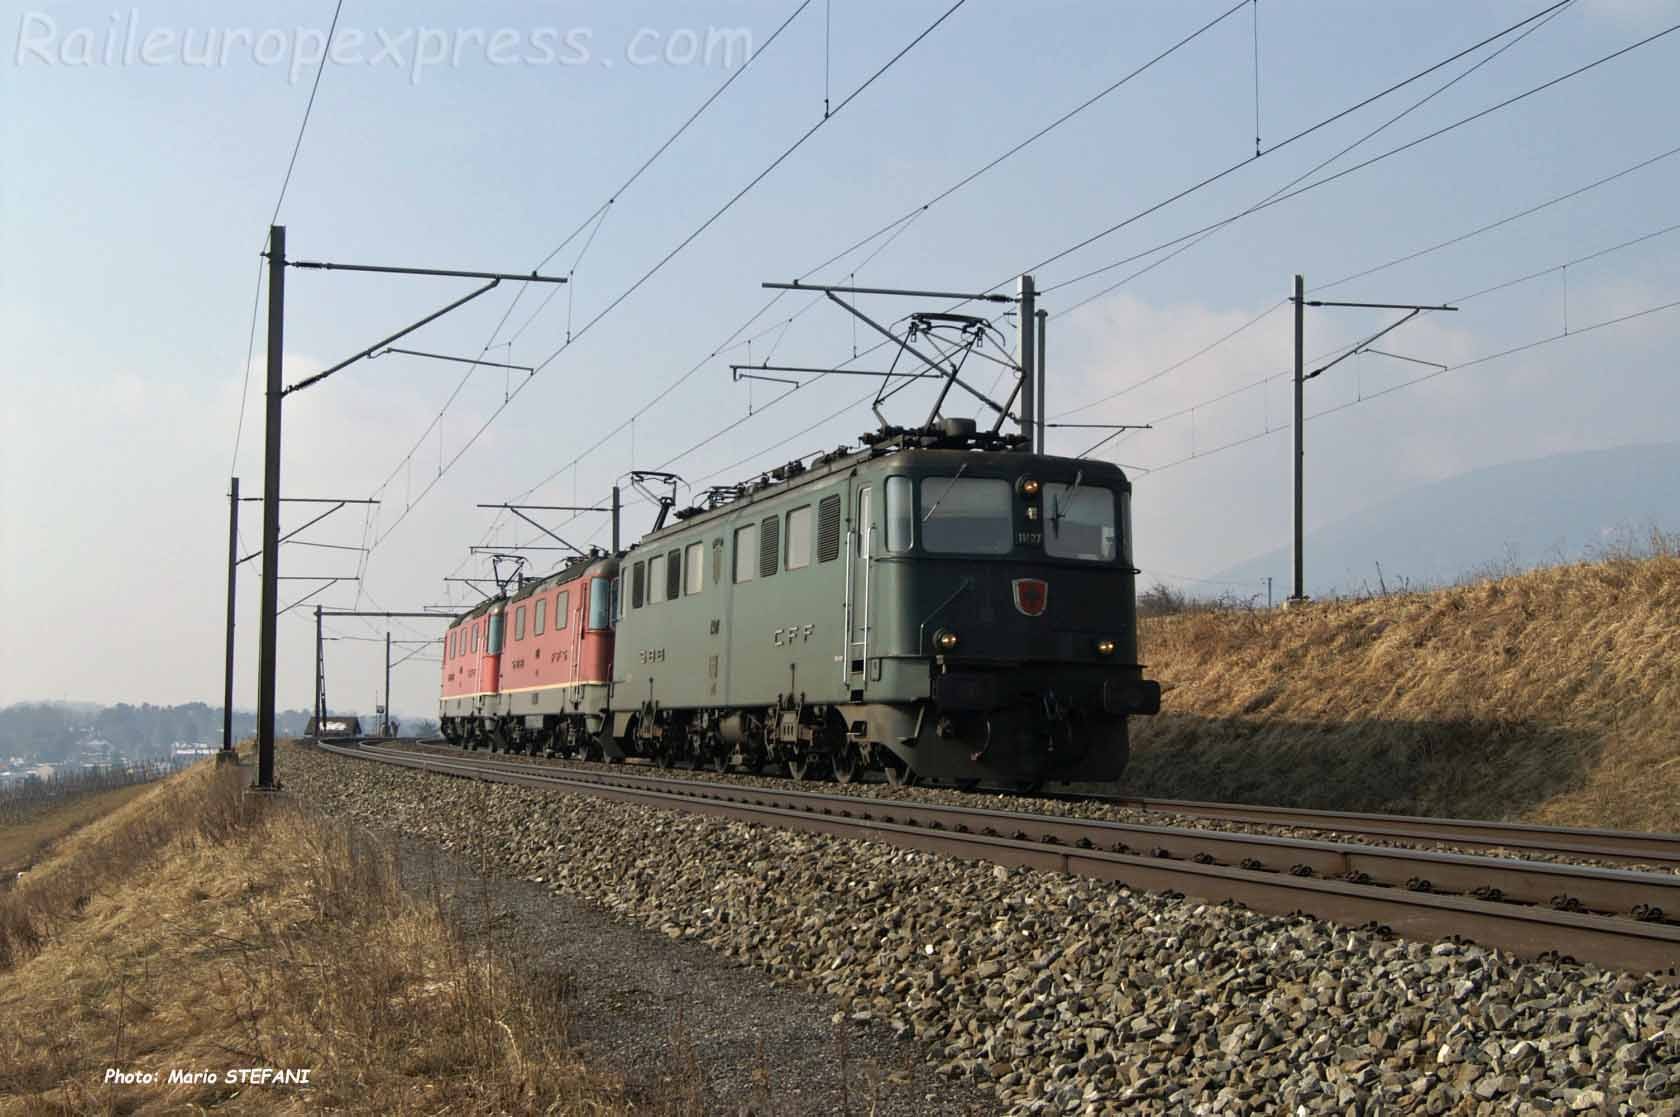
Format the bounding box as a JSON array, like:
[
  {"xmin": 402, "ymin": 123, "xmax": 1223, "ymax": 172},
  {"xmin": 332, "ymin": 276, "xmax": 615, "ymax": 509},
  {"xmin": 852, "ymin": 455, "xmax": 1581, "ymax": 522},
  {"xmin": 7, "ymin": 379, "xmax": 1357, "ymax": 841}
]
[
  {"xmin": 305, "ymin": 716, "xmax": 363, "ymax": 738},
  {"xmin": 169, "ymin": 743, "xmax": 217, "ymax": 767}
]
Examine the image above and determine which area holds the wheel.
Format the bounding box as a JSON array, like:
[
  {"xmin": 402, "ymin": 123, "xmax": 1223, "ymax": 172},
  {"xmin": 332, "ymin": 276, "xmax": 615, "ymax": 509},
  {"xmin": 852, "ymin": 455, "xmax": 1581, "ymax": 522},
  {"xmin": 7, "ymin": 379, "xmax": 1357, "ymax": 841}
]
[
  {"xmin": 787, "ymin": 754, "xmax": 812, "ymax": 781},
  {"xmin": 831, "ymin": 745, "xmax": 860, "ymax": 785},
  {"xmin": 709, "ymin": 740, "xmax": 731, "ymax": 774},
  {"xmin": 883, "ymin": 758, "xmax": 918, "ymax": 788}
]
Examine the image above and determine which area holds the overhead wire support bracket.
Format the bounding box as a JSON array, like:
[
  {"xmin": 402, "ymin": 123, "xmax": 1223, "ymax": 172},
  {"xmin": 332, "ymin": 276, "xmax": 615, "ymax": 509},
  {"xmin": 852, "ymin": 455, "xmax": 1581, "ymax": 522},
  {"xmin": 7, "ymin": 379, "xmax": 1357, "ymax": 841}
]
[
  {"xmin": 279, "ymin": 576, "xmax": 358, "ymax": 617},
  {"xmin": 764, "ymin": 280, "xmax": 1015, "ymax": 303},
  {"xmin": 283, "ymin": 279, "xmax": 503, "ymax": 396},
  {"xmin": 279, "ymin": 262, "xmax": 565, "ymax": 397},
  {"xmin": 732, "ymin": 368, "xmax": 800, "ymax": 387},
  {"xmin": 235, "ymin": 496, "xmax": 379, "ymax": 566},
  {"xmin": 730, "ymin": 363, "xmax": 939, "ymax": 380},
  {"xmin": 1362, "ymin": 348, "xmax": 1447, "ymax": 371},
  {"xmin": 468, "ymin": 545, "xmax": 572, "ymax": 553},
  {"xmin": 1301, "ymin": 304, "xmax": 1456, "ymax": 381},
  {"xmin": 372, "ymin": 347, "xmax": 536, "ymax": 372},
  {"xmin": 238, "ymin": 496, "xmax": 382, "ymax": 504},
  {"xmin": 1306, "ymin": 299, "xmax": 1458, "ymax": 311},
  {"xmin": 287, "ymin": 261, "xmax": 568, "ymax": 284},
  {"xmin": 474, "ymin": 503, "xmax": 585, "ymax": 556},
  {"xmin": 442, "ymin": 577, "xmax": 499, "ymax": 601}
]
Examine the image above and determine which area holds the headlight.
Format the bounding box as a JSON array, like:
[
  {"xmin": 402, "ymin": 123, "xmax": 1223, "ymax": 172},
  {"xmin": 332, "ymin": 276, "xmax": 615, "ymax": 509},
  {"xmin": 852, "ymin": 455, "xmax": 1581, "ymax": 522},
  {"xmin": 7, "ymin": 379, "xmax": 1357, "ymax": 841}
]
[
  {"xmin": 935, "ymin": 629, "xmax": 960, "ymax": 651},
  {"xmin": 1019, "ymin": 477, "xmax": 1040, "ymax": 497},
  {"xmin": 1095, "ymin": 638, "xmax": 1116, "ymax": 656}
]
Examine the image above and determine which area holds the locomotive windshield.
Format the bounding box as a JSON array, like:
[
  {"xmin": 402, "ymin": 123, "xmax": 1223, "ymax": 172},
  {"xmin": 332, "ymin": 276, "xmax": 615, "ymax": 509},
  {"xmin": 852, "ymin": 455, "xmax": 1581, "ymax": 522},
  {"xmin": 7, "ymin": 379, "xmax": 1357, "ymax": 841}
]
[
  {"xmin": 587, "ymin": 577, "xmax": 612, "ymax": 629},
  {"xmin": 920, "ymin": 476, "xmax": 1012, "ymax": 554},
  {"xmin": 1045, "ymin": 483, "xmax": 1118, "ymax": 562}
]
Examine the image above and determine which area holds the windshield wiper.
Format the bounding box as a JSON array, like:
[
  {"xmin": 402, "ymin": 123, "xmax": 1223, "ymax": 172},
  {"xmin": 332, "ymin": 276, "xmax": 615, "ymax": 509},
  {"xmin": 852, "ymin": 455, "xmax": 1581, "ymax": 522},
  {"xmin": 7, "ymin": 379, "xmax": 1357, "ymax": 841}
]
[
  {"xmin": 921, "ymin": 462, "xmax": 968, "ymax": 523},
  {"xmin": 1051, "ymin": 469, "xmax": 1083, "ymax": 536}
]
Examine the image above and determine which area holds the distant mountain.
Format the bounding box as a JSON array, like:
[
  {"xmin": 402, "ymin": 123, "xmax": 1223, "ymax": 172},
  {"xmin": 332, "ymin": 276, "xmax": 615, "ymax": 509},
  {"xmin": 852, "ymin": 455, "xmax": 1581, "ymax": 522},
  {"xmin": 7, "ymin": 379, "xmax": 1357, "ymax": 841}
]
[{"xmin": 1204, "ymin": 442, "xmax": 1680, "ymax": 597}]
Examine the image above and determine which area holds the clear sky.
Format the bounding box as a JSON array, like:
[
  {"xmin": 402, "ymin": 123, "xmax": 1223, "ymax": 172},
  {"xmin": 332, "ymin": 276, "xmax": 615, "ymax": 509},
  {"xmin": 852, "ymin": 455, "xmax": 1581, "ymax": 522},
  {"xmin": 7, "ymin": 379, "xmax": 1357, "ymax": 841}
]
[{"xmin": 3, "ymin": 0, "xmax": 1677, "ymax": 718}]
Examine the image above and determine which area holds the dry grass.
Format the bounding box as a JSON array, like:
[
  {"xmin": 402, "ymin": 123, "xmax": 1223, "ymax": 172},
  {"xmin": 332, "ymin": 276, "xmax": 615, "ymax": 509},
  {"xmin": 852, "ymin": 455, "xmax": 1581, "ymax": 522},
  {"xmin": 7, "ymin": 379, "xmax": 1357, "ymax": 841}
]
[
  {"xmin": 0, "ymin": 755, "xmax": 627, "ymax": 1115},
  {"xmin": 1131, "ymin": 549, "xmax": 1680, "ymax": 831}
]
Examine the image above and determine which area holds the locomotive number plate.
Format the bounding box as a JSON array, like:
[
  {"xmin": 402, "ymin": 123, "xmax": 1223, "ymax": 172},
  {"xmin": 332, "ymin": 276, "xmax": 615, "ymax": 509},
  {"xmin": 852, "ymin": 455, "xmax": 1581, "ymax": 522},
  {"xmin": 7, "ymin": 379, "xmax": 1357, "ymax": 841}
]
[{"xmin": 640, "ymin": 648, "xmax": 666, "ymax": 663}]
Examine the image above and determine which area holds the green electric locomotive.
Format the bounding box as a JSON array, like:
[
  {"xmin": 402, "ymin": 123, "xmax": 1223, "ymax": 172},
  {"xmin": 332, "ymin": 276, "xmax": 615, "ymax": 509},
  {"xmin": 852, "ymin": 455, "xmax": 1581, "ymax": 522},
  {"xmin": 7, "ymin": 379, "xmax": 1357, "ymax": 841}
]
[{"xmin": 604, "ymin": 418, "xmax": 1160, "ymax": 789}]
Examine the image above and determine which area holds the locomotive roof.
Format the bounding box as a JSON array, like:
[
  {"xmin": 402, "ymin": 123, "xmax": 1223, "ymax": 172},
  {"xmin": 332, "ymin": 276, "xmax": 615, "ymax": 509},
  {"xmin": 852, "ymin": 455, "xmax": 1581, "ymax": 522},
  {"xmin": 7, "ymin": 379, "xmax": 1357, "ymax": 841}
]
[
  {"xmin": 638, "ymin": 437, "xmax": 1130, "ymax": 547},
  {"xmin": 508, "ymin": 550, "xmax": 615, "ymax": 602},
  {"xmin": 447, "ymin": 550, "xmax": 617, "ymax": 626}
]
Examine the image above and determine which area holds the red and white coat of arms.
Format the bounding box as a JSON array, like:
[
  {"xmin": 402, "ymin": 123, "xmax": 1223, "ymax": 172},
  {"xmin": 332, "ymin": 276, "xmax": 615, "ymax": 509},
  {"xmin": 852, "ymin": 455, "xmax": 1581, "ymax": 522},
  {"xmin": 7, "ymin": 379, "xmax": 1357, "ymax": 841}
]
[{"xmin": 1011, "ymin": 578, "xmax": 1049, "ymax": 617}]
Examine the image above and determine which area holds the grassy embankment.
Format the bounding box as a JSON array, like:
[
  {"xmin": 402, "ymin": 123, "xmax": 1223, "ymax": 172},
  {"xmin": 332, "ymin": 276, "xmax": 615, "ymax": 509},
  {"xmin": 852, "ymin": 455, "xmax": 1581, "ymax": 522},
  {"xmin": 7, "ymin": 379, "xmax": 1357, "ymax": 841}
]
[
  {"xmin": 1129, "ymin": 549, "xmax": 1680, "ymax": 832},
  {"xmin": 0, "ymin": 753, "xmax": 625, "ymax": 1115}
]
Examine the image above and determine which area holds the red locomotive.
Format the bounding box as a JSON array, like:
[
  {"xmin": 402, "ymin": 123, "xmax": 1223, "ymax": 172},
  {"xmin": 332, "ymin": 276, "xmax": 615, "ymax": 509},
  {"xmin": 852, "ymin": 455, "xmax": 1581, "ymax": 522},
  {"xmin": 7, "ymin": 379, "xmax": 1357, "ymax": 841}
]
[{"xmin": 439, "ymin": 551, "xmax": 620, "ymax": 756}]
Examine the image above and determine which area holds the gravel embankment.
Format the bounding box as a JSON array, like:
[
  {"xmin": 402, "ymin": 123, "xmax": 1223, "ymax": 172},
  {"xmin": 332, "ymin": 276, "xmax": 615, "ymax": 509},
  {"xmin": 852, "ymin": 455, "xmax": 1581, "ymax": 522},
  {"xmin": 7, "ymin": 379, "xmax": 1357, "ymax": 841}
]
[
  {"xmin": 402, "ymin": 742, "xmax": 1680, "ymax": 876},
  {"xmin": 292, "ymin": 743, "xmax": 1680, "ymax": 1116}
]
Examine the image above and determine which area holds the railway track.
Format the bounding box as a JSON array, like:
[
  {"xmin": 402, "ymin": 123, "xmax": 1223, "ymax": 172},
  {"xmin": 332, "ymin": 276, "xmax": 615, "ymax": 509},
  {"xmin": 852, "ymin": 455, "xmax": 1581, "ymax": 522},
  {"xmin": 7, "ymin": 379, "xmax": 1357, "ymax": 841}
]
[
  {"xmin": 378, "ymin": 734, "xmax": 1680, "ymax": 871},
  {"xmin": 1074, "ymin": 793, "xmax": 1680, "ymax": 868},
  {"xmin": 320, "ymin": 739, "xmax": 1680, "ymax": 972}
]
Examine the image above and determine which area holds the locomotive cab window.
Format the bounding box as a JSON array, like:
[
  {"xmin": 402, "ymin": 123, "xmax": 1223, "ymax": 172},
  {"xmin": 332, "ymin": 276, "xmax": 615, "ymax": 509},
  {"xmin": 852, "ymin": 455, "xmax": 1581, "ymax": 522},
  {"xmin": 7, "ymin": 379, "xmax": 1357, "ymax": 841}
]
[
  {"xmin": 920, "ymin": 476, "xmax": 1012, "ymax": 555},
  {"xmin": 647, "ymin": 554, "xmax": 665, "ymax": 604},
  {"xmin": 684, "ymin": 542, "xmax": 704, "ymax": 595},
  {"xmin": 514, "ymin": 605, "xmax": 526, "ymax": 641},
  {"xmin": 884, "ymin": 477, "xmax": 913, "ymax": 553},
  {"xmin": 556, "ymin": 589, "xmax": 571, "ymax": 629},
  {"xmin": 534, "ymin": 598, "xmax": 546, "ymax": 636},
  {"xmin": 733, "ymin": 523, "xmax": 758, "ymax": 583},
  {"xmin": 666, "ymin": 549, "xmax": 681, "ymax": 601},
  {"xmin": 588, "ymin": 577, "xmax": 611, "ymax": 629},
  {"xmin": 611, "ymin": 576, "xmax": 623, "ymax": 624},
  {"xmin": 1044, "ymin": 483, "xmax": 1117, "ymax": 562},
  {"xmin": 471, "ymin": 625, "xmax": 479, "ymax": 654},
  {"xmin": 1121, "ymin": 490, "xmax": 1133, "ymax": 565},
  {"xmin": 488, "ymin": 614, "xmax": 505, "ymax": 654},
  {"xmin": 631, "ymin": 562, "xmax": 645, "ymax": 609},
  {"xmin": 786, "ymin": 506, "xmax": 812, "ymax": 570},
  {"xmin": 857, "ymin": 487, "xmax": 873, "ymax": 554}
]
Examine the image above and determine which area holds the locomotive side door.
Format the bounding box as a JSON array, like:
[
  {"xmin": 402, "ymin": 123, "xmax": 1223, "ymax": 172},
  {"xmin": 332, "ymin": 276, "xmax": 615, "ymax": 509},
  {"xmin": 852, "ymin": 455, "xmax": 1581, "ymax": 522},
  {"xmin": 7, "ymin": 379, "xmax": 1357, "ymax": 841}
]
[
  {"xmin": 570, "ymin": 585, "xmax": 584, "ymax": 685},
  {"xmin": 843, "ymin": 482, "xmax": 873, "ymax": 694}
]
